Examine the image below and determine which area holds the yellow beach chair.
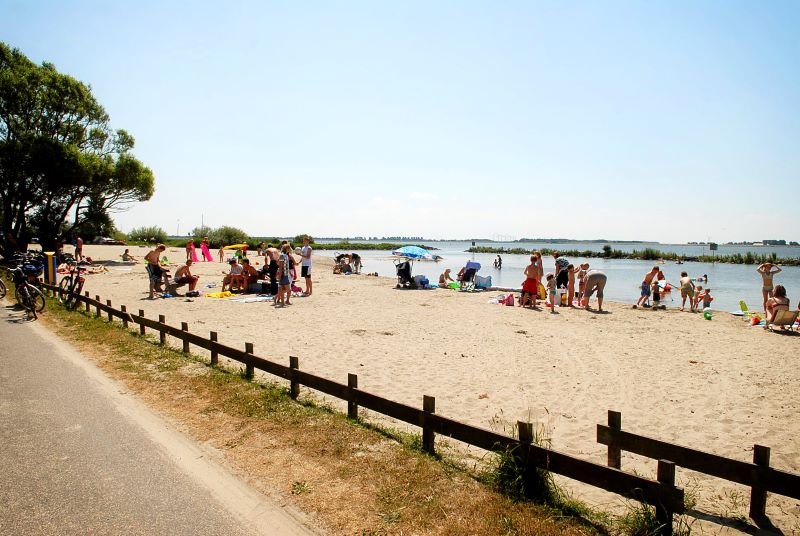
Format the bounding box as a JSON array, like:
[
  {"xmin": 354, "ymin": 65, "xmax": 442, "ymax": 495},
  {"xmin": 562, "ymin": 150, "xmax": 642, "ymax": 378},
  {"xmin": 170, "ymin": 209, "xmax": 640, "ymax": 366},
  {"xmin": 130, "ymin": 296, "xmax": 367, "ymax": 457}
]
[{"xmin": 739, "ymin": 300, "xmax": 759, "ymax": 319}]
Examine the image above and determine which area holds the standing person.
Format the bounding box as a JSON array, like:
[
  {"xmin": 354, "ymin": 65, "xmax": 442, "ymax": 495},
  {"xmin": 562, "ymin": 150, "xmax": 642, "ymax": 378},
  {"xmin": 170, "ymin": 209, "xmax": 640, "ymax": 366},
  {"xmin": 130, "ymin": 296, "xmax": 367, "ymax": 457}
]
[
  {"xmin": 566, "ymin": 264, "xmax": 579, "ymax": 307},
  {"xmin": 264, "ymin": 244, "xmax": 280, "ymax": 295},
  {"xmin": 275, "ymin": 244, "xmax": 292, "ymax": 307},
  {"xmin": 636, "ymin": 266, "xmax": 663, "ymax": 308},
  {"xmin": 520, "ymin": 255, "xmax": 539, "ymax": 308},
  {"xmin": 576, "ymin": 262, "xmax": 589, "ymax": 305},
  {"xmin": 545, "ymin": 273, "xmax": 557, "ymax": 313},
  {"xmin": 757, "ymin": 262, "xmax": 782, "ymax": 312},
  {"xmin": 144, "ymin": 244, "xmax": 167, "ymax": 299},
  {"xmin": 218, "ymin": 245, "xmax": 225, "ymax": 263},
  {"xmin": 75, "ymin": 236, "xmax": 84, "ymax": 262},
  {"xmin": 679, "ymin": 271, "xmax": 696, "ymax": 312},
  {"xmin": 300, "ymin": 236, "xmax": 313, "ymax": 296},
  {"xmin": 583, "ymin": 269, "xmax": 607, "ymax": 312},
  {"xmin": 494, "ymin": 255, "xmax": 502, "ymax": 269},
  {"xmin": 553, "ymin": 251, "xmax": 570, "ymax": 292},
  {"xmin": 185, "ymin": 239, "xmax": 194, "ymax": 262}
]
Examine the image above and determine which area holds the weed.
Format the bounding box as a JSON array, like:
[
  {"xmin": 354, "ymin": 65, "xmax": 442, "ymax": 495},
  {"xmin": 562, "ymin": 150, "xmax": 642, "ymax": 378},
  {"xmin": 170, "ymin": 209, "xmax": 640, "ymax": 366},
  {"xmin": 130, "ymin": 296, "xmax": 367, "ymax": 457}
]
[{"xmin": 291, "ymin": 480, "xmax": 311, "ymax": 495}]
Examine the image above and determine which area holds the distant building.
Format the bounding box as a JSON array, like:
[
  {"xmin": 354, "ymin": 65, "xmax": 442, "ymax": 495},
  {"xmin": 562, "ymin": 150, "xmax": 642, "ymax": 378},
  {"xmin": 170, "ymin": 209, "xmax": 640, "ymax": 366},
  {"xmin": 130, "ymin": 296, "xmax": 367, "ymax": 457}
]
[{"xmin": 762, "ymin": 239, "xmax": 787, "ymax": 246}]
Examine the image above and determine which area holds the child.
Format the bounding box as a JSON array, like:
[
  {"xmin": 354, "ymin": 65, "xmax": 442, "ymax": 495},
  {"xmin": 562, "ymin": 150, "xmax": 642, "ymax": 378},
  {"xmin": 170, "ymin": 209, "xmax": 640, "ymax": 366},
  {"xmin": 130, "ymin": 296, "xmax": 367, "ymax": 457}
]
[
  {"xmin": 218, "ymin": 246, "xmax": 224, "ymax": 263},
  {"xmin": 696, "ymin": 288, "xmax": 714, "ymax": 309},
  {"xmin": 651, "ymin": 279, "xmax": 661, "ymax": 309},
  {"xmin": 576, "ymin": 263, "xmax": 589, "ymax": 305},
  {"xmin": 567, "ymin": 264, "xmax": 579, "ymax": 307},
  {"xmin": 693, "ymin": 285, "xmax": 703, "ymax": 310},
  {"xmin": 546, "ymin": 273, "xmax": 557, "ymax": 313}
]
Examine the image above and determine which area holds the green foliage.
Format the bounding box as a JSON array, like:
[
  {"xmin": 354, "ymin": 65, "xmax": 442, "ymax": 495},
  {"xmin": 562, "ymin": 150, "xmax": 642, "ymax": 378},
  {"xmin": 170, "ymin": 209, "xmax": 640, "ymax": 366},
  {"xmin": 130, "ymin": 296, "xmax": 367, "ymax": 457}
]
[
  {"xmin": 0, "ymin": 42, "xmax": 154, "ymax": 250},
  {"xmin": 293, "ymin": 234, "xmax": 314, "ymax": 244},
  {"xmin": 208, "ymin": 226, "xmax": 248, "ymax": 248},
  {"xmin": 189, "ymin": 226, "xmax": 213, "ymax": 242},
  {"xmin": 127, "ymin": 226, "xmax": 167, "ymax": 244}
]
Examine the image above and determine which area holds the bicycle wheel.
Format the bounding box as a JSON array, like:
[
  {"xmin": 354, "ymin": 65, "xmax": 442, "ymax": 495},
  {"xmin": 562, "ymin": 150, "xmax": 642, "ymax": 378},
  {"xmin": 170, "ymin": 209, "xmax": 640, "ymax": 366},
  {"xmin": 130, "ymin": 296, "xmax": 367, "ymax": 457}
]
[
  {"xmin": 58, "ymin": 276, "xmax": 73, "ymax": 305},
  {"xmin": 16, "ymin": 285, "xmax": 45, "ymax": 313},
  {"xmin": 0, "ymin": 278, "xmax": 6, "ymax": 299},
  {"xmin": 28, "ymin": 286, "xmax": 45, "ymax": 313},
  {"xmin": 66, "ymin": 280, "xmax": 84, "ymax": 310}
]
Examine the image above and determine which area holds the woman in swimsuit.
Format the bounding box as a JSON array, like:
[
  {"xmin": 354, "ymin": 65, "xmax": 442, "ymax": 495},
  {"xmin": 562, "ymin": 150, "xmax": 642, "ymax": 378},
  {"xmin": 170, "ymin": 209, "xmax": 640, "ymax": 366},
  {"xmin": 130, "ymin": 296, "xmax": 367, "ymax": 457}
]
[
  {"xmin": 764, "ymin": 285, "xmax": 790, "ymax": 329},
  {"xmin": 757, "ymin": 262, "xmax": 782, "ymax": 312}
]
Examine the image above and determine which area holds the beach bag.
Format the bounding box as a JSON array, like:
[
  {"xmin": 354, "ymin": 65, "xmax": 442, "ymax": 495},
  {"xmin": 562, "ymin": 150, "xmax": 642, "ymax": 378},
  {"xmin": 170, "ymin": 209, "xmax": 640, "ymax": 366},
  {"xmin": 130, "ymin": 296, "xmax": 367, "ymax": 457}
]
[
  {"xmin": 475, "ymin": 275, "xmax": 492, "ymax": 289},
  {"xmin": 501, "ymin": 293, "xmax": 514, "ymax": 306}
]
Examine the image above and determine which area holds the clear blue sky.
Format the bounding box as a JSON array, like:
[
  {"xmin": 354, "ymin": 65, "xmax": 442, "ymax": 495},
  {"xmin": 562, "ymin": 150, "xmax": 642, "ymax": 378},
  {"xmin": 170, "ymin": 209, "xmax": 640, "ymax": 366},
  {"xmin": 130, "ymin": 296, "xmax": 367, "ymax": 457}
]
[{"xmin": 3, "ymin": 0, "xmax": 799, "ymax": 242}]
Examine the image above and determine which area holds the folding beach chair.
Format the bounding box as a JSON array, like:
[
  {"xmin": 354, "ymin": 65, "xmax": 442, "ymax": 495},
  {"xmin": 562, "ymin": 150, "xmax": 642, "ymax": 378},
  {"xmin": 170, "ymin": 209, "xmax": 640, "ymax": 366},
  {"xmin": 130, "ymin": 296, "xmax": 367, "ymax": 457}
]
[
  {"xmin": 459, "ymin": 261, "xmax": 481, "ymax": 291},
  {"xmin": 739, "ymin": 300, "xmax": 759, "ymax": 320},
  {"xmin": 765, "ymin": 309, "xmax": 799, "ymax": 332}
]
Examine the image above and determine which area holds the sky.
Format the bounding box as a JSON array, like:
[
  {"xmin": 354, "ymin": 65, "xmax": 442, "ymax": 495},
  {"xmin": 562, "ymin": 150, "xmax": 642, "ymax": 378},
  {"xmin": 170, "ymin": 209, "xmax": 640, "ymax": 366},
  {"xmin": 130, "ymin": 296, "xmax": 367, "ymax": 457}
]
[{"xmin": 3, "ymin": 0, "xmax": 799, "ymax": 243}]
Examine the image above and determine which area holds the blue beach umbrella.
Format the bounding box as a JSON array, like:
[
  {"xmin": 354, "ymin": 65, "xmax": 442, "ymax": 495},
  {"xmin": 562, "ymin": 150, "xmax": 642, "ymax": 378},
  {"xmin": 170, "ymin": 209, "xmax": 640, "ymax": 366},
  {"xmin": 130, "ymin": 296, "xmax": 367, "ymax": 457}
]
[{"xmin": 392, "ymin": 245, "xmax": 433, "ymax": 260}]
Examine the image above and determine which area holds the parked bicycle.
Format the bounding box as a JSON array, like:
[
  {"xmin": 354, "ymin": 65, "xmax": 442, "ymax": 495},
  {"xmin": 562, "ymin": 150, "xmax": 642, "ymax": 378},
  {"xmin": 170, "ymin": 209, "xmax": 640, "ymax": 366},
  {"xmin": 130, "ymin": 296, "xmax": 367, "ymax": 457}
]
[
  {"xmin": 10, "ymin": 264, "xmax": 45, "ymax": 319},
  {"xmin": 58, "ymin": 260, "xmax": 90, "ymax": 310},
  {"xmin": 0, "ymin": 274, "xmax": 6, "ymax": 300}
]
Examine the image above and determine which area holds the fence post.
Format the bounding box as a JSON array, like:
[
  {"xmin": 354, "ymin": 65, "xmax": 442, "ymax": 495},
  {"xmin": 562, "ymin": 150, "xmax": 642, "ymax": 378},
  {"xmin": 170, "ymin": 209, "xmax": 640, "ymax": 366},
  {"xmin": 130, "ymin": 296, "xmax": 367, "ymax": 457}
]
[
  {"xmin": 608, "ymin": 410, "xmax": 622, "ymax": 469},
  {"xmin": 517, "ymin": 421, "xmax": 534, "ymax": 494},
  {"xmin": 138, "ymin": 309, "xmax": 146, "ymax": 335},
  {"xmin": 749, "ymin": 445, "xmax": 771, "ymax": 519},
  {"xmin": 106, "ymin": 299, "xmax": 113, "ymax": 322},
  {"xmin": 95, "ymin": 295, "xmax": 101, "ymax": 317},
  {"xmin": 158, "ymin": 314, "xmax": 166, "ymax": 345},
  {"xmin": 210, "ymin": 331, "xmax": 218, "ymax": 366},
  {"xmin": 85, "ymin": 291, "xmax": 90, "ymax": 312},
  {"xmin": 245, "ymin": 342, "xmax": 254, "ymax": 380},
  {"xmin": 289, "ymin": 356, "xmax": 299, "ymax": 399},
  {"xmin": 422, "ymin": 395, "xmax": 436, "ymax": 455},
  {"xmin": 121, "ymin": 305, "xmax": 128, "ymax": 328},
  {"xmin": 181, "ymin": 322, "xmax": 190, "ymax": 353},
  {"xmin": 347, "ymin": 373, "xmax": 358, "ymax": 420},
  {"xmin": 656, "ymin": 460, "xmax": 676, "ymax": 536}
]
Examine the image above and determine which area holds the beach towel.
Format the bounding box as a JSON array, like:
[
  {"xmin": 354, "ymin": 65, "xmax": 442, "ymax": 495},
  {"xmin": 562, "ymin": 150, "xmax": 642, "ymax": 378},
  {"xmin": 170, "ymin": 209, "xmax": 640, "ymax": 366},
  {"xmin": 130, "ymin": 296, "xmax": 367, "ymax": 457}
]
[
  {"xmin": 230, "ymin": 295, "xmax": 273, "ymax": 303},
  {"xmin": 206, "ymin": 291, "xmax": 234, "ymax": 299},
  {"xmin": 200, "ymin": 242, "xmax": 213, "ymax": 262}
]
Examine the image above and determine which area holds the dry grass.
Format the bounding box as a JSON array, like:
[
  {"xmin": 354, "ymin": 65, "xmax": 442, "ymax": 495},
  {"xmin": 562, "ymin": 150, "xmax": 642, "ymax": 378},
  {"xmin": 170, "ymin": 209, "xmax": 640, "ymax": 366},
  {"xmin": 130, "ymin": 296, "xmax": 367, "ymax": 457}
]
[{"xmin": 39, "ymin": 301, "xmax": 601, "ymax": 536}]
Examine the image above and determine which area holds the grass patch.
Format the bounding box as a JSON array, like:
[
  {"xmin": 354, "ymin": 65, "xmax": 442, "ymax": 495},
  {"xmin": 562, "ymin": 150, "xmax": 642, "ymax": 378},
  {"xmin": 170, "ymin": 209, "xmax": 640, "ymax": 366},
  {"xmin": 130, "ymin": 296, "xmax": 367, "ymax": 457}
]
[{"xmin": 36, "ymin": 295, "xmax": 612, "ymax": 535}]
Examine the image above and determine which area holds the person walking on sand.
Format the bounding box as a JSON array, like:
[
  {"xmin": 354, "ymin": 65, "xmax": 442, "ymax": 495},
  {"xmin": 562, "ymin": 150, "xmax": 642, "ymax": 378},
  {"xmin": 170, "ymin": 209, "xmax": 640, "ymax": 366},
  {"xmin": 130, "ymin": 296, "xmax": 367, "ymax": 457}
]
[
  {"xmin": 300, "ymin": 236, "xmax": 313, "ymax": 296},
  {"xmin": 757, "ymin": 262, "xmax": 782, "ymax": 312},
  {"xmin": 144, "ymin": 244, "xmax": 167, "ymax": 299}
]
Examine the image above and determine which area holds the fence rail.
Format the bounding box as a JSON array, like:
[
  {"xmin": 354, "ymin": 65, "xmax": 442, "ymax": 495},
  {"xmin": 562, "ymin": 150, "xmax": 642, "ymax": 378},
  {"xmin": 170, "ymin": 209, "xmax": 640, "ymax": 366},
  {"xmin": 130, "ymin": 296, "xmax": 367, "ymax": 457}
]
[
  {"xmin": 598, "ymin": 410, "xmax": 800, "ymax": 520},
  {"xmin": 44, "ymin": 284, "xmax": 691, "ymax": 533}
]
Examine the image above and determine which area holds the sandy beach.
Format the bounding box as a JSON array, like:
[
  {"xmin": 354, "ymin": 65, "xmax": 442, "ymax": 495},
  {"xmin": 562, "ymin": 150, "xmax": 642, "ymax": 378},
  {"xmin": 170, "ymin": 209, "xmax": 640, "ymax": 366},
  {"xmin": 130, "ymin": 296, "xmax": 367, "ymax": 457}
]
[{"xmin": 62, "ymin": 244, "xmax": 800, "ymax": 532}]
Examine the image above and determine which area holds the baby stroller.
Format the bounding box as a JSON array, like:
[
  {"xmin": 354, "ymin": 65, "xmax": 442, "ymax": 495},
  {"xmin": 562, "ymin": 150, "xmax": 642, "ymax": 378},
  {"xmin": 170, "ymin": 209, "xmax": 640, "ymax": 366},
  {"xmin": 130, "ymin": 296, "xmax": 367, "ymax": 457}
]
[{"xmin": 394, "ymin": 259, "xmax": 417, "ymax": 289}]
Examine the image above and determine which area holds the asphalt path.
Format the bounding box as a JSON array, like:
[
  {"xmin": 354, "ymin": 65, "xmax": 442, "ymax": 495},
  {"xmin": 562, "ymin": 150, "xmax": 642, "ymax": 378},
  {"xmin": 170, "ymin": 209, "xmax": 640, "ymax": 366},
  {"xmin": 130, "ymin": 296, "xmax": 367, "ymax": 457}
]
[{"xmin": 0, "ymin": 303, "xmax": 320, "ymax": 535}]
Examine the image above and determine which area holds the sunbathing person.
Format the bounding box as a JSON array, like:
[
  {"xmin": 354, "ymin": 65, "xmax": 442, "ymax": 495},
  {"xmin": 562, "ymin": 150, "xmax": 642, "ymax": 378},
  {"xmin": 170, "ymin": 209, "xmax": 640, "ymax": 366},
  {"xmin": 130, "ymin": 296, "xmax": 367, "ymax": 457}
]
[
  {"xmin": 221, "ymin": 258, "xmax": 245, "ymax": 292},
  {"xmin": 765, "ymin": 285, "xmax": 790, "ymax": 329},
  {"xmin": 439, "ymin": 268, "xmax": 454, "ymax": 288},
  {"xmin": 121, "ymin": 249, "xmax": 139, "ymax": 263},
  {"xmin": 173, "ymin": 259, "xmax": 199, "ymax": 292}
]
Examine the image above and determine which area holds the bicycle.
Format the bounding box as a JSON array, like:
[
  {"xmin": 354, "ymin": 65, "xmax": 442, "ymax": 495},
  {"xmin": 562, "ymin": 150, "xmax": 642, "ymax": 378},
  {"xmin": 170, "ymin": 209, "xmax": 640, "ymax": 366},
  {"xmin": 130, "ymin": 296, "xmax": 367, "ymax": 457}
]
[
  {"xmin": 11, "ymin": 264, "xmax": 45, "ymax": 319},
  {"xmin": 0, "ymin": 276, "xmax": 6, "ymax": 300},
  {"xmin": 58, "ymin": 260, "xmax": 90, "ymax": 310}
]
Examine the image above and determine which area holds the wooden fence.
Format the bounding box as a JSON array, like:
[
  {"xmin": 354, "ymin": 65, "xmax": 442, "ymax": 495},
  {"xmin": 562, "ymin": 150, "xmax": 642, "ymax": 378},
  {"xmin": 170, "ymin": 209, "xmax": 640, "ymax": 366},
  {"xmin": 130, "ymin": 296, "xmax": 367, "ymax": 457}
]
[
  {"xmin": 44, "ymin": 284, "xmax": 689, "ymax": 533},
  {"xmin": 598, "ymin": 410, "xmax": 800, "ymax": 522}
]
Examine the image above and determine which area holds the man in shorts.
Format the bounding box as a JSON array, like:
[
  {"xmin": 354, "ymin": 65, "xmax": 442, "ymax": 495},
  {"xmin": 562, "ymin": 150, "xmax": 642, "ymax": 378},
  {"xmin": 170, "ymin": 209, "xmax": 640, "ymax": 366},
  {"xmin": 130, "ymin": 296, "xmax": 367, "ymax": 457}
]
[
  {"xmin": 583, "ymin": 269, "xmax": 607, "ymax": 312},
  {"xmin": 144, "ymin": 244, "xmax": 167, "ymax": 299},
  {"xmin": 300, "ymin": 236, "xmax": 313, "ymax": 296},
  {"xmin": 173, "ymin": 259, "xmax": 199, "ymax": 292},
  {"xmin": 75, "ymin": 235, "xmax": 84, "ymax": 262}
]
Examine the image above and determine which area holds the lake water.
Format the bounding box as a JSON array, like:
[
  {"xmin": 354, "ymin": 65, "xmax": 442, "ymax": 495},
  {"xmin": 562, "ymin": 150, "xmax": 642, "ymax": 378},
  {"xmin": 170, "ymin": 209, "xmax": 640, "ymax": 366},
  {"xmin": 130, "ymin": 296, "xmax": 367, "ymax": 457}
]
[{"xmin": 316, "ymin": 241, "xmax": 800, "ymax": 313}]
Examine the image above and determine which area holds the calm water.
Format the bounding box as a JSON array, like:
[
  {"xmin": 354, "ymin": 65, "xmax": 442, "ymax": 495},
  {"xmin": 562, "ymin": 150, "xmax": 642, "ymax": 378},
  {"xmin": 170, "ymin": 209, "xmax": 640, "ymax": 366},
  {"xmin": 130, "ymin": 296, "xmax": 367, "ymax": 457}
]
[{"xmin": 317, "ymin": 242, "xmax": 800, "ymax": 313}]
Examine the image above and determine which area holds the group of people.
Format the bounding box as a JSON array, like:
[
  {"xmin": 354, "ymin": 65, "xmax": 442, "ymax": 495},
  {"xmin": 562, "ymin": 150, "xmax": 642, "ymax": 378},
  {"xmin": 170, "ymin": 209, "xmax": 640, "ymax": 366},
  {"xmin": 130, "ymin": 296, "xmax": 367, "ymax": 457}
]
[
  {"xmin": 519, "ymin": 251, "xmax": 607, "ymax": 312},
  {"xmin": 143, "ymin": 237, "xmax": 314, "ymax": 305}
]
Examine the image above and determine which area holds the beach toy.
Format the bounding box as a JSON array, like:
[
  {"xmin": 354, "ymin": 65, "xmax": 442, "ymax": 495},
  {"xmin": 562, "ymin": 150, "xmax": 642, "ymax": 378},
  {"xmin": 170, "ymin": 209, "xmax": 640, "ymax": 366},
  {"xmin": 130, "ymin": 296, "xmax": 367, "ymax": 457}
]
[
  {"xmin": 703, "ymin": 310, "xmax": 712, "ymax": 320},
  {"xmin": 750, "ymin": 316, "xmax": 761, "ymax": 326},
  {"xmin": 448, "ymin": 281, "xmax": 459, "ymax": 289},
  {"xmin": 200, "ymin": 242, "xmax": 213, "ymax": 261},
  {"xmin": 162, "ymin": 293, "xmax": 172, "ymax": 298}
]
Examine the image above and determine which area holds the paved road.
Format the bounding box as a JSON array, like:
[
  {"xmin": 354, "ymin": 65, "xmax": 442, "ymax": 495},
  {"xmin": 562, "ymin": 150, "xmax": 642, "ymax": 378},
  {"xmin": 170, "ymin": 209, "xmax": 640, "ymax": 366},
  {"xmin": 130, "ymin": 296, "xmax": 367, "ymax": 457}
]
[{"xmin": 0, "ymin": 304, "xmax": 319, "ymax": 535}]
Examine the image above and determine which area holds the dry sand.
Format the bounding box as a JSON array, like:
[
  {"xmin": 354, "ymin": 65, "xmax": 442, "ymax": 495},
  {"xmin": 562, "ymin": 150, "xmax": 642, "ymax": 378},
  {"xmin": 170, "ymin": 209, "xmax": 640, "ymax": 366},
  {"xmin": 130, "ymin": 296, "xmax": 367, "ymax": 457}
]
[{"xmin": 64, "ymin": 244, "xmax": 800, "ymax": 533}]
